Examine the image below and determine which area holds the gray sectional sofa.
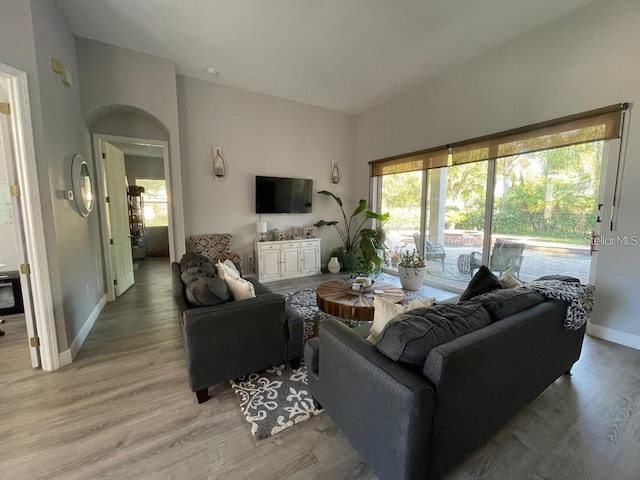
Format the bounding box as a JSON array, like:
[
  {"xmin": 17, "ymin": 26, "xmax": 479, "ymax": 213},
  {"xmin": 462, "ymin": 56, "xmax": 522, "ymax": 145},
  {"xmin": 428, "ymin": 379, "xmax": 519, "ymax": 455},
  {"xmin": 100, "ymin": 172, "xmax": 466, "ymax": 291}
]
[
  {"xmin": 305, "ymin": 286, "xmax": 587, "ymax": 480},
  {"xmin": 172, "ymin": 253, "xmax": 304, "ymax": 403}
]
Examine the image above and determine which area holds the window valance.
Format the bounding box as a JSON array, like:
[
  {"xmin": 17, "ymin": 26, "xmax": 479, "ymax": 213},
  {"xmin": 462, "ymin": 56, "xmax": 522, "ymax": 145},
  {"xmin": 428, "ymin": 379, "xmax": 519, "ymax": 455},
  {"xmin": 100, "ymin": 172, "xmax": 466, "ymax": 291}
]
[{"xmin": 369, "ymin": 103, "xmax": 626, "ymax": 176}]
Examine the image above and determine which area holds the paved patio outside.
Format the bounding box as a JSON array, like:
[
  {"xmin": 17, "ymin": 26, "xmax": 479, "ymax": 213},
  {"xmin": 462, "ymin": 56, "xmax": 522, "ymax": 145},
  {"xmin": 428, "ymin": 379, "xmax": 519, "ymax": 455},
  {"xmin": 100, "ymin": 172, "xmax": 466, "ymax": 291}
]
[{"xmin": 385, "ymin": 242, "xmax": 592, "ymax": 293}]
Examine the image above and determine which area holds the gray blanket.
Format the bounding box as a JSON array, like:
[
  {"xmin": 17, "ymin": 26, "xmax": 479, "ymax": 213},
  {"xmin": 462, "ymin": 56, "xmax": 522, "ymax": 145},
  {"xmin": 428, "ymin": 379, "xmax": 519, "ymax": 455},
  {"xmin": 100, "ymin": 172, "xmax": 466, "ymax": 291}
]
[{"xmin": 525, "ymin": 279, "xmax": 595, "ymax": 330}]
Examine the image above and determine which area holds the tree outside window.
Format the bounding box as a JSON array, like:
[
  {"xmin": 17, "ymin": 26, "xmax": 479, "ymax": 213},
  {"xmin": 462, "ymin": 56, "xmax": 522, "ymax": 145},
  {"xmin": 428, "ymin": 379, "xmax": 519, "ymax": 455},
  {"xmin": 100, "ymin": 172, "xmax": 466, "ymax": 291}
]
[{"xmin": 136, "ymin": 178, "xmax": 168, "ymax": 227}]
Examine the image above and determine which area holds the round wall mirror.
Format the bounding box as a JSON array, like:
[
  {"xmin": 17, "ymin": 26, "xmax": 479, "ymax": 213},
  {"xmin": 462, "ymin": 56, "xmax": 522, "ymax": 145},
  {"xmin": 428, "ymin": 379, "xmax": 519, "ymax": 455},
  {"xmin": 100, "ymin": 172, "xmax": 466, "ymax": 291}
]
[{"xmin": 71, "ymin": 153, "xmax": 94, "ymax": 217}]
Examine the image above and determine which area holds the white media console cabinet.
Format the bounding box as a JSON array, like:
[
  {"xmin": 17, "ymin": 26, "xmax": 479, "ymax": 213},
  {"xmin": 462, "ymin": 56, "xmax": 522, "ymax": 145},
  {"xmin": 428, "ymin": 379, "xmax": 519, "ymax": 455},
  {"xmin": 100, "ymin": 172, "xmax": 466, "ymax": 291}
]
[{"xmin": 255, "ymin": 238, "xmax": 321, "ymax": 283}]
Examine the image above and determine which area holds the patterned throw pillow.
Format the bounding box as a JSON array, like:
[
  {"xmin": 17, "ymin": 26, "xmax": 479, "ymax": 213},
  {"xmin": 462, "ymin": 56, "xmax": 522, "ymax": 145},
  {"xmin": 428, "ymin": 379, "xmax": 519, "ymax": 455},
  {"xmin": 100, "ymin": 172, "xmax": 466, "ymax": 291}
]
[{"xmin": 190, "ymin": 234, "xmax": 242, "ymax": 264}]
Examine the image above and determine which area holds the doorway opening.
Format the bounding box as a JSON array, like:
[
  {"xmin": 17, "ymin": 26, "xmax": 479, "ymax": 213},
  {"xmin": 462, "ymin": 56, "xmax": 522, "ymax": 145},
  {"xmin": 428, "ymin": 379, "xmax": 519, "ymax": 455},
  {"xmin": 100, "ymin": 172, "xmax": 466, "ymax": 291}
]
[{"xmin": 93, "ymin": 134, "xmax": 173, "ymax": 301}]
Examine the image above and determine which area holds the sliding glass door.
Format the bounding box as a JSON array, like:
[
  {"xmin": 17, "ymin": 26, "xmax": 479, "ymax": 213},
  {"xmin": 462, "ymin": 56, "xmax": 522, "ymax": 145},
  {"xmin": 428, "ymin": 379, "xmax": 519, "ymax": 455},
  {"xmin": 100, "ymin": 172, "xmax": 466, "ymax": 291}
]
[
  {"xmin": 377, "ymin": 142, "xmax": 602, "ymax": 290},
  {"xmin": 491, "ymin": 142, "xmax": 602, "ymax": 283},
  {"xmin": 379, "ymin": 171, "xmax": 424, "ymax": 267}
]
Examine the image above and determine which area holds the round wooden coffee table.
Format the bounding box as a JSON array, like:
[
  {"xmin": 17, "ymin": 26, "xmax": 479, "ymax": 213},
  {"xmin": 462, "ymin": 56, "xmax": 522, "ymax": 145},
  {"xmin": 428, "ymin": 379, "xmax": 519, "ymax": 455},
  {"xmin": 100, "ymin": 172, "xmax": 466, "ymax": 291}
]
[{"xmin": 316, "ymin": 280, "xmax": 405, "ymax": 322}]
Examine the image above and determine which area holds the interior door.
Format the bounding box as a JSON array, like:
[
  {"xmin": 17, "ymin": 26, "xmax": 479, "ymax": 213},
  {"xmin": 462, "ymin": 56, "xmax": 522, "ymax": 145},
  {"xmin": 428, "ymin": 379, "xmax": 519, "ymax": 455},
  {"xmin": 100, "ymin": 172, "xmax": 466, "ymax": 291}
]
[
  {"xmin": 103, "ymin": 141, "xmax": 134, "ymax": 296},
  {"xmin": 0, "ymin": 93, "xmax": 39, "ymax": 367}
]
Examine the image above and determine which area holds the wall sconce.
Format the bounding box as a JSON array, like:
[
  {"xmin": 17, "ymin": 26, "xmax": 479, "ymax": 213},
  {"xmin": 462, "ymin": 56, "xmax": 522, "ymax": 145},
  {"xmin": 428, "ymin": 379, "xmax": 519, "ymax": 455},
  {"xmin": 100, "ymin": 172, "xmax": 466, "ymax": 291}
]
[
  {"xmin": 256, "ymin": 222, "xmax": 268, "ymax": 242},
  {"xmin": 330, "ymin": 159, "xmax": 340, "ymax": 186},
  {"xmin": 213, "ymin": 146, "xmax": 226, "ymax": 181}
]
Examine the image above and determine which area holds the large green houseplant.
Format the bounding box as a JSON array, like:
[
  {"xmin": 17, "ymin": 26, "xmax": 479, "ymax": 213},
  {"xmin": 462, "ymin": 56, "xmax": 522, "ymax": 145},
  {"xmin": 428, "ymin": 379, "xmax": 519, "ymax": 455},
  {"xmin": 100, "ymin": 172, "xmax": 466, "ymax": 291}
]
[{"xmin": 314, "ymin": 190, "xmax": 389, "ymax": 273}]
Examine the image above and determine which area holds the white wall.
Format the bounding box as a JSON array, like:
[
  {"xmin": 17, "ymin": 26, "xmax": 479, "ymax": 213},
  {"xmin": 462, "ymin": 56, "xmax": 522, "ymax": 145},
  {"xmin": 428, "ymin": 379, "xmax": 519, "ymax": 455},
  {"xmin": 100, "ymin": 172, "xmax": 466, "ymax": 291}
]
[
  {"xmin": 177, "ymin": 76, "xmax": 357, "ymax": 268},
  {"xmin": 31, "ymin": 0, "xmax": 104, "ymax": 349},
  {"xmin": 75, "ymin": 37, "xmax": 186, "ymax": 259},
  {"xmin": 356, "ymin": 0, "xmax": 640, "ymax": 345}
]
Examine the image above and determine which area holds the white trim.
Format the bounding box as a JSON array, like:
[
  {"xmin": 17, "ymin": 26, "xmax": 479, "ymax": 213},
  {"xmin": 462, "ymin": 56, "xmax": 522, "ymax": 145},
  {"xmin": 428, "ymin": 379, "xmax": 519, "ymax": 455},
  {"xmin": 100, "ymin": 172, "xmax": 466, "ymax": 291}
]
[
  {"xmin": 587, "ymin": 323, "xmax": 640, "ymax": 351},
  {"xmin": 1, "ymin": 63, "xmax": 59, "ymax": 371},
  {"xmin": 58, "ymin": 349, "xmax": 72, "ymax": 367},
  {"xmin": 93, "ymin": 133, "xmax": 175, "ymax": 302},
  {"xmin": 68, "ymin": 295, "xmax": 107, "ymax": 359}
]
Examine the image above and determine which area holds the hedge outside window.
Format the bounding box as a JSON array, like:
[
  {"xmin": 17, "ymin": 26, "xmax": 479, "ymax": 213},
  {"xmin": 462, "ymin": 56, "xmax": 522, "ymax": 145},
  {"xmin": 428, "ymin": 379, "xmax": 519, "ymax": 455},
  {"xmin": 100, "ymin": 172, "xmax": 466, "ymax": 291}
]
[{"xmin": 136, "ymin": 178, "xmax": 168, "ymax": 227}]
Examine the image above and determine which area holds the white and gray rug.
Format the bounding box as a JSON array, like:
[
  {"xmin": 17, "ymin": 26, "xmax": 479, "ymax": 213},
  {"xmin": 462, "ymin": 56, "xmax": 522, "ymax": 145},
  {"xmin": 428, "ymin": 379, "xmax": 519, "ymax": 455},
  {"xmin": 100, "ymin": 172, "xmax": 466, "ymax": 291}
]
[
  {"xmin": 229, "ymin": 288, "xmax": 328, "ymax": 440},
  {"xmin": 230, "ymin": 287, "xmax": 422, "ymax": 440}
]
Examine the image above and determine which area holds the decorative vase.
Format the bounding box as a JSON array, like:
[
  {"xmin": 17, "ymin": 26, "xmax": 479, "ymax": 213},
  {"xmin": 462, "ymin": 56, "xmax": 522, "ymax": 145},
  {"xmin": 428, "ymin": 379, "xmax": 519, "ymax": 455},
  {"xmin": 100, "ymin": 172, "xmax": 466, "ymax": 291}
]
[
  {"xmin": 328, "ymin": 256, "xmax": 341, "ymax": 274},
  {"xmin": 397, "ymin": 265, "xmax": 427, "ymax": 291}
]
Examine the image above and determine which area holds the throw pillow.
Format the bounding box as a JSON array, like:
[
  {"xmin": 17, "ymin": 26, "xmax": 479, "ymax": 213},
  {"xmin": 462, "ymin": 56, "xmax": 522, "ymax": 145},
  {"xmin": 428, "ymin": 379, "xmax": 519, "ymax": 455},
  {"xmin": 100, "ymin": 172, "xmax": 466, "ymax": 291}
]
[
  {"xmin": 185, "ymin": 277, "xmax": 232, "ymax": 306},
  {"xmin": 471, "ymin": 287, "xmax": 546, "ymax": 322},
  {"xmin": 224, "ymin": 274, "xmax": 256, "ymax": 301},
  {"xmin": 179, "ymin": 252, "xmax": 210, "ymax": 269},
  {"xmin": 223, "ymin": 259, "xmax": 240, "ymax": 276},
  {"xmin": 459, "ymin": 265, "xmax": 502, "ymax": 301},
  {"xmin": 367, "ymin": 296, "xmax": 436, "ymax": 344},
  {"xmin": 499, "ymin": 267, "xmax": 523, "ymax": 289},
  {"xmin": 216, "ymin": 260, "xmax": 240, "ymax": 280},
  {"xmin": 376, "ymin": 302, "xmax": 491, "ymax": 366}
]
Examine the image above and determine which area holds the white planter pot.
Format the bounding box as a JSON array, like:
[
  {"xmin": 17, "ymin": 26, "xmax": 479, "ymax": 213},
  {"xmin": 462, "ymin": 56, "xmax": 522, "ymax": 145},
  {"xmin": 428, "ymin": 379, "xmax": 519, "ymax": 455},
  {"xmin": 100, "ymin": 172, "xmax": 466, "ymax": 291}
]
[
  {"xmin": 397, "ymin": 265, "xmax": 427, "ymax": 291},
  {"xmin": 328, "ymin": 256, "xmax": 341, "ymax": 274}
]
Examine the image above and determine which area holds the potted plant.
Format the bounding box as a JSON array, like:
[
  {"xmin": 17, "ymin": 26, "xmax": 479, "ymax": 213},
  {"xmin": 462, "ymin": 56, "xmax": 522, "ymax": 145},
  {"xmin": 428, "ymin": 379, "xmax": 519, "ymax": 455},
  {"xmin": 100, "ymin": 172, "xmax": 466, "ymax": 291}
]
[
  {"xmin": 397, "ymin": 248, "xmax": 427, "ymax": 290},
  {"xmin": 314, "ymin": 191, "xmax": 389, "ymax": 273}
]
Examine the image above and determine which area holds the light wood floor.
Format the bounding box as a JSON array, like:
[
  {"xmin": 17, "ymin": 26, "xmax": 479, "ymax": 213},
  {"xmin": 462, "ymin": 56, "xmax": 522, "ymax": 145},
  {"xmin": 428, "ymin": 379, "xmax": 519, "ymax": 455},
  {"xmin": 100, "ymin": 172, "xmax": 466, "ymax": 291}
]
[{"xmin": 1, "ymin": 258, "xmax": 639, "ymax": 479}]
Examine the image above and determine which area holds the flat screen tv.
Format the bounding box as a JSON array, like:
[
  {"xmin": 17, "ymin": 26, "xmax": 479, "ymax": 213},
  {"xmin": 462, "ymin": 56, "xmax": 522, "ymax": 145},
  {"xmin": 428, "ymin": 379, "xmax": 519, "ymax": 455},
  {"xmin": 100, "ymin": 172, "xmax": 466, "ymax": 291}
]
[{"xmin": 255, "ymin": 176, "xmax": 313, "ymax": 214}]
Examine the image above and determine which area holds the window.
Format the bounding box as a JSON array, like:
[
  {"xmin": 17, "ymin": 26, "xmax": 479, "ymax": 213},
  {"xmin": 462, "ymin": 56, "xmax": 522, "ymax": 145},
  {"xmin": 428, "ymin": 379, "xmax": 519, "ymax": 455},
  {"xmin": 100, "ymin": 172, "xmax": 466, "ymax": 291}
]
[
  {"xmin": 136, "ymin": 178, "xmax": 168, "ymax": 227},
  {"xmin": 372, "ymin": 104, "xmax": 625, "ymax": 290}
]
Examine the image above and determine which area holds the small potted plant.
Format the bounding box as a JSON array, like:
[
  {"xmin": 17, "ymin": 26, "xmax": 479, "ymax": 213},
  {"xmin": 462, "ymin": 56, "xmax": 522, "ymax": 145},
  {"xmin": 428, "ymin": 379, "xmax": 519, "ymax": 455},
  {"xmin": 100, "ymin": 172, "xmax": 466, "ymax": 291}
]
[{"xmin": 397, "ymin": 248, "xmax": 427, "ymax": 291}]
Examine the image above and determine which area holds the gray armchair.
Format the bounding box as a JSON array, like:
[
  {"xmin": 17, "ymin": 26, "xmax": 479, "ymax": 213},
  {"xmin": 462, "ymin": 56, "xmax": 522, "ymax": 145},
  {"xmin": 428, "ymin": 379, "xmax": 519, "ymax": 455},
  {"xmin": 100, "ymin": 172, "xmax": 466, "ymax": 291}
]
[
  {"xmin": 413, "ymin": 233, "xmax": 446, "ymax": 271},
  {"xmin": 470, "ymin": 238, "xmax": 525, "ymax": 277}
]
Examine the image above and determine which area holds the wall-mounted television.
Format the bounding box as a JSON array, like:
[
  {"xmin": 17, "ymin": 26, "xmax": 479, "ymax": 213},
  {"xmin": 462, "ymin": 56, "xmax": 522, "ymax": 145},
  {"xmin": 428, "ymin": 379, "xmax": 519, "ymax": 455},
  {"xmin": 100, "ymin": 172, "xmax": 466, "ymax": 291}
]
[{"xmin": 255, "ymin": 176, "xmax": 313, "ymax": 214}]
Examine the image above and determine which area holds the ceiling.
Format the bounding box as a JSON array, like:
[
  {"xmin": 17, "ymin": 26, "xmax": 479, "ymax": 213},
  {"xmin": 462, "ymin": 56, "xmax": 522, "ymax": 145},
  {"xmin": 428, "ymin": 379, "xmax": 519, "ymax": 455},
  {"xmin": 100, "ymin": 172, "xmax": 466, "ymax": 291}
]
[{"xmin": 57, "ymin": 0, "xmax": 597, "ymax": 114}]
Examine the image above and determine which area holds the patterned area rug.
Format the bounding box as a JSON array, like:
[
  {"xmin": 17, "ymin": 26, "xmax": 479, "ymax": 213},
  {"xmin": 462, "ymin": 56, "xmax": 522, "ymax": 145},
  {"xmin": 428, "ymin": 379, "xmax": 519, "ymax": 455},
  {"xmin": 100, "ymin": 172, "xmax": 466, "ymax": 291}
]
[
  {"xmin": 229, "ymin": 289, "xmax": 328, "ymax": 440},
  {"xmin": 230, "ymin": 287, "xmax": 422, "ymax": 440}
]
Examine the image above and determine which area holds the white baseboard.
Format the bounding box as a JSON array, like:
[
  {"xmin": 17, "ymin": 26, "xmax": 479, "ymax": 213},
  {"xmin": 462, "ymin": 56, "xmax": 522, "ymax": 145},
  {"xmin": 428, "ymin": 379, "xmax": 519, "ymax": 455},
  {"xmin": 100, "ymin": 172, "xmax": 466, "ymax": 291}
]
[
  {"xmin": 587, "ymin": 323, "xmax": 640, "ymax": 351},
  {"xmin": 68, "ymin": 295, "xmax": 107, "ymax": 360},
  {"xmin": 58, "ymin": 349, "xmax": 72, "ymax": 367}
]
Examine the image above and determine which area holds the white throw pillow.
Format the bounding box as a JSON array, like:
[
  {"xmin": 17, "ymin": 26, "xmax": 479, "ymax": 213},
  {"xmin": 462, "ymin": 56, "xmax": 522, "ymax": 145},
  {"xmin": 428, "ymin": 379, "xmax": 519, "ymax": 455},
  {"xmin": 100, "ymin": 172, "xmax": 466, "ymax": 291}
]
[
  {"xmin": 224, "ymin": 274, "xmax": 256, "ymax": 301},
  {"xmin": 367, "ymin": 296, "xmax": 435, "ymax": 344},
  {"xmin": 499, "ymin": 268, "xmax": 523, "ymax": 289},
  {"xmin": 216, "ymin": 260, "xmax": 240, "ymax": 280}
]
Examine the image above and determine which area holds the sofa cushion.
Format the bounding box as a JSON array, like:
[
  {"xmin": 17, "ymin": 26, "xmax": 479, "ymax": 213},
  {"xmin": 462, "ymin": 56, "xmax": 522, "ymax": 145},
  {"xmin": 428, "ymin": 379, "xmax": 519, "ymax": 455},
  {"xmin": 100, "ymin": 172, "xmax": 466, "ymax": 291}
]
[
  {"xmin": 367, "ymin": 296, "xmax": 436, "ymax": 344},
  {"xmin": 376, "ymin": 302, "xmax": 491, "ymax": 366},
  {"xmin": 459, "ymin": 265, "xmax": 502, "ymax": 301},
  {"xmin": 471, "ymin": 287, "xmax": 546, "ymax": 322},
  {"xmin": 185, "ymin": 277, "xmax": 232, "ymax": 306}
]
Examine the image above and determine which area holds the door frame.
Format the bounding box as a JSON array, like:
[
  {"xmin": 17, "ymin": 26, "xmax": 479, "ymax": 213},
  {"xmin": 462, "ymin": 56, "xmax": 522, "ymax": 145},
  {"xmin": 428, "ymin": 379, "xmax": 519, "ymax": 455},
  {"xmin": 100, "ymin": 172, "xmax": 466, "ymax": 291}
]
[
  {"xmin": 0, "ymin": 63, "xmax": 59, "ymax": 371},
  {"xmin": 93, "ymin": 133, "xmax": 173, "ymax": 302}
]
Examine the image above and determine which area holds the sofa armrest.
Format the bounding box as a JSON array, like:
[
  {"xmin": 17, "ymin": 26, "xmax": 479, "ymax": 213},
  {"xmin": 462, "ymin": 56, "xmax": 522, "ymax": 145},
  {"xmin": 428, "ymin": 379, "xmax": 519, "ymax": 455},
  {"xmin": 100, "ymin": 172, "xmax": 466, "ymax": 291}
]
[
  {"xmin": 181, "ymin": 293, "xmax": 288, "ymax": 391},
  {"xmin": 316, "ymin": 319, "xmax": 434, "ymax": 480},
  {"xmin": 422, "ymin": 299, "xmax": 584, "ymax": 479}
]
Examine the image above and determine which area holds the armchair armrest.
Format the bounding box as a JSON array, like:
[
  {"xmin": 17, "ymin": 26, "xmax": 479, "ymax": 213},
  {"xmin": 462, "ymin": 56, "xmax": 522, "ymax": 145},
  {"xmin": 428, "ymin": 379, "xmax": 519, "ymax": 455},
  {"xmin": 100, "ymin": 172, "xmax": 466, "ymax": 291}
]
[
  {"xmin": 315, "ymin": 319, "xmax": 434, "ymax": 480},
  {"xmin": 181, "ymin": 293, "xmax": 288, "ymax": 391}
]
